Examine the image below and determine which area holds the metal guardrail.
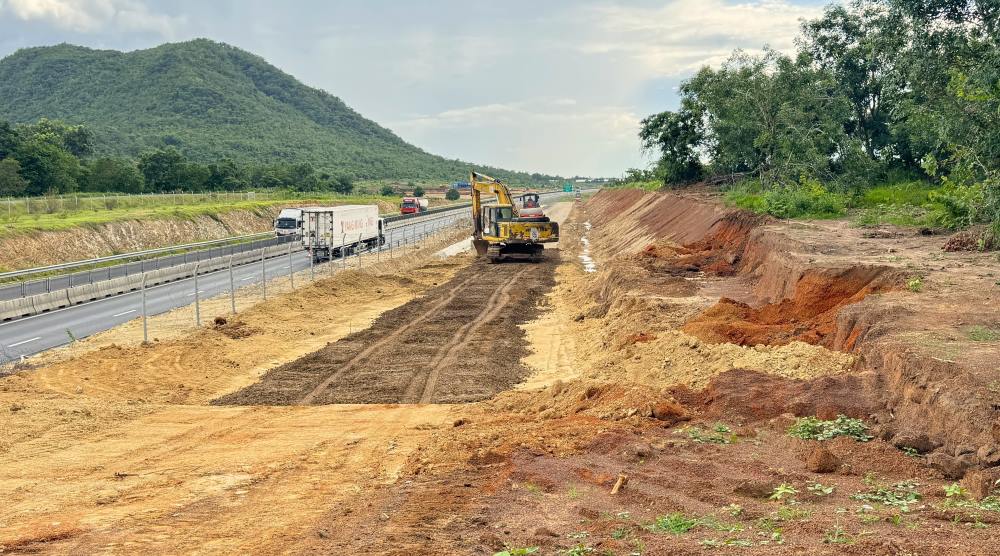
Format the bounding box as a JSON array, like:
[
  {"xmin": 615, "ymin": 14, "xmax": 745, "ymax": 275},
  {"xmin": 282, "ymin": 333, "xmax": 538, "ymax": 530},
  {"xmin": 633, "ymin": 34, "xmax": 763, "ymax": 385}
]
[{"xmin": 0, "ymin": 189, "xmax": 588, "ymax": 301}]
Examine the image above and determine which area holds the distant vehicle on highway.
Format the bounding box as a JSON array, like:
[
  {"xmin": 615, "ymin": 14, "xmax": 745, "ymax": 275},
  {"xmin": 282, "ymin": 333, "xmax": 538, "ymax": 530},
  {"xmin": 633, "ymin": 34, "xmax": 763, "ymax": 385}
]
[
  {"xmin": 301, "ymin": 205, "xmax": 384, "ymax": 262},
  {"xmin": 400, "ymin": 197, "xmax": 428, "ymax": 214},
  {"xmin": 274, "ymin": 208, "xmax": 303, "ymax": 236}
]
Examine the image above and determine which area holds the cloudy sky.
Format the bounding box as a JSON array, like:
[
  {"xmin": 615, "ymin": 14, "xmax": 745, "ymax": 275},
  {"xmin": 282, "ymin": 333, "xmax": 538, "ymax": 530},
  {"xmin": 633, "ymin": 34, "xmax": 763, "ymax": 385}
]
[{"xmin": 0, "ymin": 0, "xmax": 831, "ymax": 177}]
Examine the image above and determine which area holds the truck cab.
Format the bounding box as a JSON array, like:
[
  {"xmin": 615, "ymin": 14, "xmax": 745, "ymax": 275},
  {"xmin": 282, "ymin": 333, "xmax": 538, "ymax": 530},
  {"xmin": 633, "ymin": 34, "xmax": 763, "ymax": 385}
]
[
  {"xmin": 400, "ymin": 197, "xmax": 420, "ymax": 214},
  {"xmin": 274, "ymin": 208, "xmax": 303, "ymax": 236}
]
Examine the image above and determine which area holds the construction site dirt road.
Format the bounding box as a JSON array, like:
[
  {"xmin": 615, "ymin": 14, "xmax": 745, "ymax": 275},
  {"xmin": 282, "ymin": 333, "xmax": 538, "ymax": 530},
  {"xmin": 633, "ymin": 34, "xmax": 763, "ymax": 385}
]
[{"xmin": 2, "ymin": 196, "xmax": 1000, "ymax": 555}]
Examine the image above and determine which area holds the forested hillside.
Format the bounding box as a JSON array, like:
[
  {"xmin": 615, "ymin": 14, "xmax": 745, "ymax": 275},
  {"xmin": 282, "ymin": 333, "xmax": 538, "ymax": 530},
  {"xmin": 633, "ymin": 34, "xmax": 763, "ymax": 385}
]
[
  {"xmin": 0, "ymin": 39, "xmax": 551, "ymax": 186},
  {"xmin": 636, "ymin": 0, "xmax": 999, "ymax": 242}
]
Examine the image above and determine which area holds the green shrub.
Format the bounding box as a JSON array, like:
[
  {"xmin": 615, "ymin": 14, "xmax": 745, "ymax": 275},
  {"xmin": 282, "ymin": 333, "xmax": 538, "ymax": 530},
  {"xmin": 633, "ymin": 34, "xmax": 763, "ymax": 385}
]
[
  {"xmin": 445, "ymin": 188, "xmax": 460, "ymax": 201},
  {"xmin": 724, "ymin": 178, "xmax": 848, "ymax": 219},
  {"xmin": 787, "ymin": 415, "xmax": 872, "ymax": 442}
]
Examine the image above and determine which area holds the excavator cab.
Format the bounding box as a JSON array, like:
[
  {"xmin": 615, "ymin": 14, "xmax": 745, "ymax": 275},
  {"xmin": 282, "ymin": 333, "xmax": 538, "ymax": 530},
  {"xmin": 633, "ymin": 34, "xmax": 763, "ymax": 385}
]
[{"xmin": 481, "ymin": 205, "xmax": 515, "ymax": 238}]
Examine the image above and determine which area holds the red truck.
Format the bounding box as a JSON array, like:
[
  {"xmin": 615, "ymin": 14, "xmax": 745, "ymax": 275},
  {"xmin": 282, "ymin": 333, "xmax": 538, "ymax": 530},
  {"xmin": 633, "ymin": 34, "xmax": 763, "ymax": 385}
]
[{"xmin": 400, "ymin": 197, "xmax": 428, "ymax": 214}]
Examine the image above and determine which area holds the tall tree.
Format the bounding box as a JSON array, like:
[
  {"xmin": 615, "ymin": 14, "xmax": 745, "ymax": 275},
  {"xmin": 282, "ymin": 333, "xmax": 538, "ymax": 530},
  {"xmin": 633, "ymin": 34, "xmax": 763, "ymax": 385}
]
[
  {"xmin": 0, "ymin": 158, "xmax": 28, "ymax": 196},
  {"xmin": 802, "ymin": 1, "xmax": 910, "ymax": 160}
]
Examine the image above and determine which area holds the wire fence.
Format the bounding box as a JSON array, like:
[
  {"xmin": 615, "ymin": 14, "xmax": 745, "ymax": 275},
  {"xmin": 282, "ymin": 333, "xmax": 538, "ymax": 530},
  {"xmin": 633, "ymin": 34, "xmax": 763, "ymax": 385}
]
[{"xmin": 0, "ymin": 214, "xmax": 472, "ymax": 370}]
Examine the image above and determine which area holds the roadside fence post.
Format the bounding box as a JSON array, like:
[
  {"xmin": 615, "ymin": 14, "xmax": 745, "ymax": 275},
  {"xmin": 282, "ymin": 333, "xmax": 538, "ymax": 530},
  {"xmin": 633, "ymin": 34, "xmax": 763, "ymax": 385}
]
[
  {"xmin": 141, "ymin": 273, "xmax": 148, "ymax": 344},
  {"xmin": 309, "ymin": 249, "xmax": 315, "ymax": 281},
  {"xmin": 194, "ymin": 262, "xmax": 201, "ymax": 326},
  {"xmin": 228, "ymin": 255, "xmax": 236, "ymax": 314},
  {"xmin": 341, "ymin": 233, "xmax": 347, "ymax": 270},
  {"xmin": 261, "ymin": 248, "xmax": 267, "ymax": 301},
  {"xmin": 358, "ymin": 233, "xmax": 363, "ymax": 270},
  {"xmin": 288, "ymin": 242, "xmax": 294, "ymax": 290}
]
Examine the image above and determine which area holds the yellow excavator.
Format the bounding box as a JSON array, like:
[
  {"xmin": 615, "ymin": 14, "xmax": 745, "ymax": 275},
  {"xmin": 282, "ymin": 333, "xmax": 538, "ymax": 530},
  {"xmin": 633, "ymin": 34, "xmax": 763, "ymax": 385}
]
[{"xmin": 470, "ymin": 171, "xmax": 559, "ymax": 263}]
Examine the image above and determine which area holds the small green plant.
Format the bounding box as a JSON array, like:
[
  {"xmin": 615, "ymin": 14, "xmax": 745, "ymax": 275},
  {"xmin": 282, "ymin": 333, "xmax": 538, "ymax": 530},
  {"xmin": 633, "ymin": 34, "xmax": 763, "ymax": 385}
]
[
  {"xmin": 494, "ymin": 547, "xmax": 539, "ymax": 556},
  {"xmin": 787, "ymin": 415, "xmax": 872, "ymax": 442},
  {"xmin": 681, "ymin": 423, "xmax": 737, "ymax": 444},
  {"xmin": 808, "ymin": 482, "xmax": 835, "ymax": 496},
  {"xmin": 769, "ymin": 483, "xmax": 799, "ymax": 501},
  {"xmin": 648, "ymin": 513, "xmax": 700, "ymax": 534},
  {"xmin": 725, "ymin": 503, "xmax": 743, "ymax": 518},
  {"xmin": 900, "ymin": 446, "xmax": 920, "ymax": 457},
  {"xmin": 562, "ymin": 544, "xmax": 593, "ymax": 556},
  {"xmin": 445, "ymin": 188, "xmax": 461, "ymax": 201},
  {"xmin": 521, "ymin": 482, "xmax": 543, "ymax": 495},
  {"xmin": 611, "ymin": 526, "xmax": 629, "ymax": 540},
  {"xmin": 944, "ymin": 483, "xmax": 968, "ymax": 499},
  {"xmin": 907, "ymin": 276, "xmax": 923, "ymax": 292},
  {"xmin": 823, "ymin": 523, "xmax": 852, "ymax": 544},
  {"xmin": 699, "ymin": 516, "xmax": 743, "ymax": 533},
  {"xmin": 968, "ymin": 325, "xmax": 1000, "ymax": 342},
  {"xmin": 851, "ymin": 480, "xmax": 922, "ymax": 512},
  {"xmin": 775, "ymin": 506, "xmax": 811, "ymax": 521}
]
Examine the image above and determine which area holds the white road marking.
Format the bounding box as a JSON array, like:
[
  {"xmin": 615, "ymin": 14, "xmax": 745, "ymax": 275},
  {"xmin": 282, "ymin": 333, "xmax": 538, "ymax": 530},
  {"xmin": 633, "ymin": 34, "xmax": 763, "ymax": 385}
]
[
  {"xmin": 9, "ymin": 337, "xmax": 40, "ymax": 347},
  {"xmin": 112, "ymin": 309, "xmax": 137, "ymax": 317},
  {"xmin": 186, "ymin": 290, "xmax": 206, "ymax": 297},
  {"xmin": 241, "ymin": 276, "xmax": 255, "ymax": 281}
]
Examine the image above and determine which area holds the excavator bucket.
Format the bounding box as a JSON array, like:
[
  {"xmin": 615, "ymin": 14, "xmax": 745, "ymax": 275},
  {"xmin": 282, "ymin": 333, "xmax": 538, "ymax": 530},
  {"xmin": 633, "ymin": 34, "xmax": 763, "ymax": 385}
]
[{"xmin": 472, "ymin": 239, "xmax": 490, "ymax": 257}]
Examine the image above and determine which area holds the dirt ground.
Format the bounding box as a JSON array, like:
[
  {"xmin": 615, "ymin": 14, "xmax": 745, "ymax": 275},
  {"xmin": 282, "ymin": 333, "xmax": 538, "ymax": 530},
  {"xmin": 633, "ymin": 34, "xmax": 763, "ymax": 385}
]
[
  {"xmin": 0, "ymin": 229, "xmax": 476, "ymax": 553},
  {"xmin": 3, "ymin": 197, "xmax": 1000, "ymax": 555},
  {"xmin": 215, "ymin": 257, "xmax": 555, "ymax": 406}
]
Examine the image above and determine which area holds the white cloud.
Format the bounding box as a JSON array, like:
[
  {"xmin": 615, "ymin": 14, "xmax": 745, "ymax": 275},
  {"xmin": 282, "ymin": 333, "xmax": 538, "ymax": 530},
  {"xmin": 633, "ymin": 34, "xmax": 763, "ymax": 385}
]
[
  {"xmin": 582, "ymin": 0, "xmax": 824, "ymax": 76},
  {"xmin": 392, "ymin": 98, "xmax": 643, "ymax": 176},
  {"xmin": 2, "ymin": 0, "xmax": 182, "ymax": 36}
]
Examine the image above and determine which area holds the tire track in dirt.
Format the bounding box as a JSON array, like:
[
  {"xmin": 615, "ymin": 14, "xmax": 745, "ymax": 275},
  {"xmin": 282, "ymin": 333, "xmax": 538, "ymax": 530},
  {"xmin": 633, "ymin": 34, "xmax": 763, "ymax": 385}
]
[
  {"xmin": 404, "ymin": 267, "xmax": 529, "ymax": 403},
  {"xmin": 298, "ymin": 273, "xmax": 480, "ymax": 404},
  {"xmin": 215, "ymin": 257, "xmax": 556, "ymax": 406}
]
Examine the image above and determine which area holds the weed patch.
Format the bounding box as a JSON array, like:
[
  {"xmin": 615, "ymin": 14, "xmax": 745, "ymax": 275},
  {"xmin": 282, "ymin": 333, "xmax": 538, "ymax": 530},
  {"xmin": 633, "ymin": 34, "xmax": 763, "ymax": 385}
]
[{"xmin": 787, "ymin": 415, "xmax": 872, "ymax": 442}]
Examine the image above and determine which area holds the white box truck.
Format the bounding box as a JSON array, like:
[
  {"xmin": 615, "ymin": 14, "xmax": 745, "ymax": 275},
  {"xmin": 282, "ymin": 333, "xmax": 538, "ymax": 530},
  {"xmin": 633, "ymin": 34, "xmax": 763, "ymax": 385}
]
[
  {"xmin": 274, "ymin": 208, "xmax": 303, "ymax": 237},
  {"xmin": 301, "ymin": 205, "xmax": 385, "ymax": 262}
]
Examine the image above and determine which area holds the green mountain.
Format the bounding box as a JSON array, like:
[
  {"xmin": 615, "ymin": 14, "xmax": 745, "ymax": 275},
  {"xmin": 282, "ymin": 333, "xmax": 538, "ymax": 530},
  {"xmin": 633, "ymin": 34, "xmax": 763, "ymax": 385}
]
[{"xmin": 0, "ymin": 39, "xmax": 548, "ymax": 183}]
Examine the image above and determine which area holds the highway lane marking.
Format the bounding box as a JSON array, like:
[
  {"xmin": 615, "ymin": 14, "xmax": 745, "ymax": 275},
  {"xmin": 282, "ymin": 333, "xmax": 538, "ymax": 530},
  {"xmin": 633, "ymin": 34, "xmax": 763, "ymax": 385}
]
[
  {"xmin": 112, "ymin": 309, "xmax": 137, "ymax": 317},
  {"xmin": 186, "ymin": 290, "xmax": 206, "ymax": 296},
  {"xmin": 241, "ymin": 276, "xmax": 256, "ymax": 281},
  {"xmin": 9, "ymin": 337, "xmax": 40, "ymax": 347}
]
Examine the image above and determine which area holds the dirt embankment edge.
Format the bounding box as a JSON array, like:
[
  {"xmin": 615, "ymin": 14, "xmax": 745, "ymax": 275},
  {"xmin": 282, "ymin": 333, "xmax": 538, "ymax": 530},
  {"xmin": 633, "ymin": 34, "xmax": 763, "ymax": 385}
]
[{"xmin": 585, "ymin": 188, "xmax": 1000, "ymax": 477}]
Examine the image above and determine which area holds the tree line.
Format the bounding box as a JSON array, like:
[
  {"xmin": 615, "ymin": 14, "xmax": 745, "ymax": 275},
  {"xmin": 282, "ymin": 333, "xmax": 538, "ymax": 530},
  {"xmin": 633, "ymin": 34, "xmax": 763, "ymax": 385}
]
[
  {"xmin": 0, "ymin": 118, "xmax": 356, "ymax": 197},
  {"xmin": 638, "ymin": 0, "xmax": 999, "ymax": 230}
]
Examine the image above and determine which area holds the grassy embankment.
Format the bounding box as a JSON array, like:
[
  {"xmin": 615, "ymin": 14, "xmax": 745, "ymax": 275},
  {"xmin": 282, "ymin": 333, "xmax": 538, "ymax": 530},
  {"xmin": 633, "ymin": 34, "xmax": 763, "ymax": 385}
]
[{"xmin": 0, "ymin": 192, "xmax": 428, "ymax": 238}]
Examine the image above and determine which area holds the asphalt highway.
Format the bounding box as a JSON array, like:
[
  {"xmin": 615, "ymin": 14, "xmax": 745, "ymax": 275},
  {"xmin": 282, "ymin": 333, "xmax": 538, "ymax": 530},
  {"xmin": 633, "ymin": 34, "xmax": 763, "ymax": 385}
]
[{"xmin": 0, "ymin": 212, "xmax": 463, "ymax": 364}]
